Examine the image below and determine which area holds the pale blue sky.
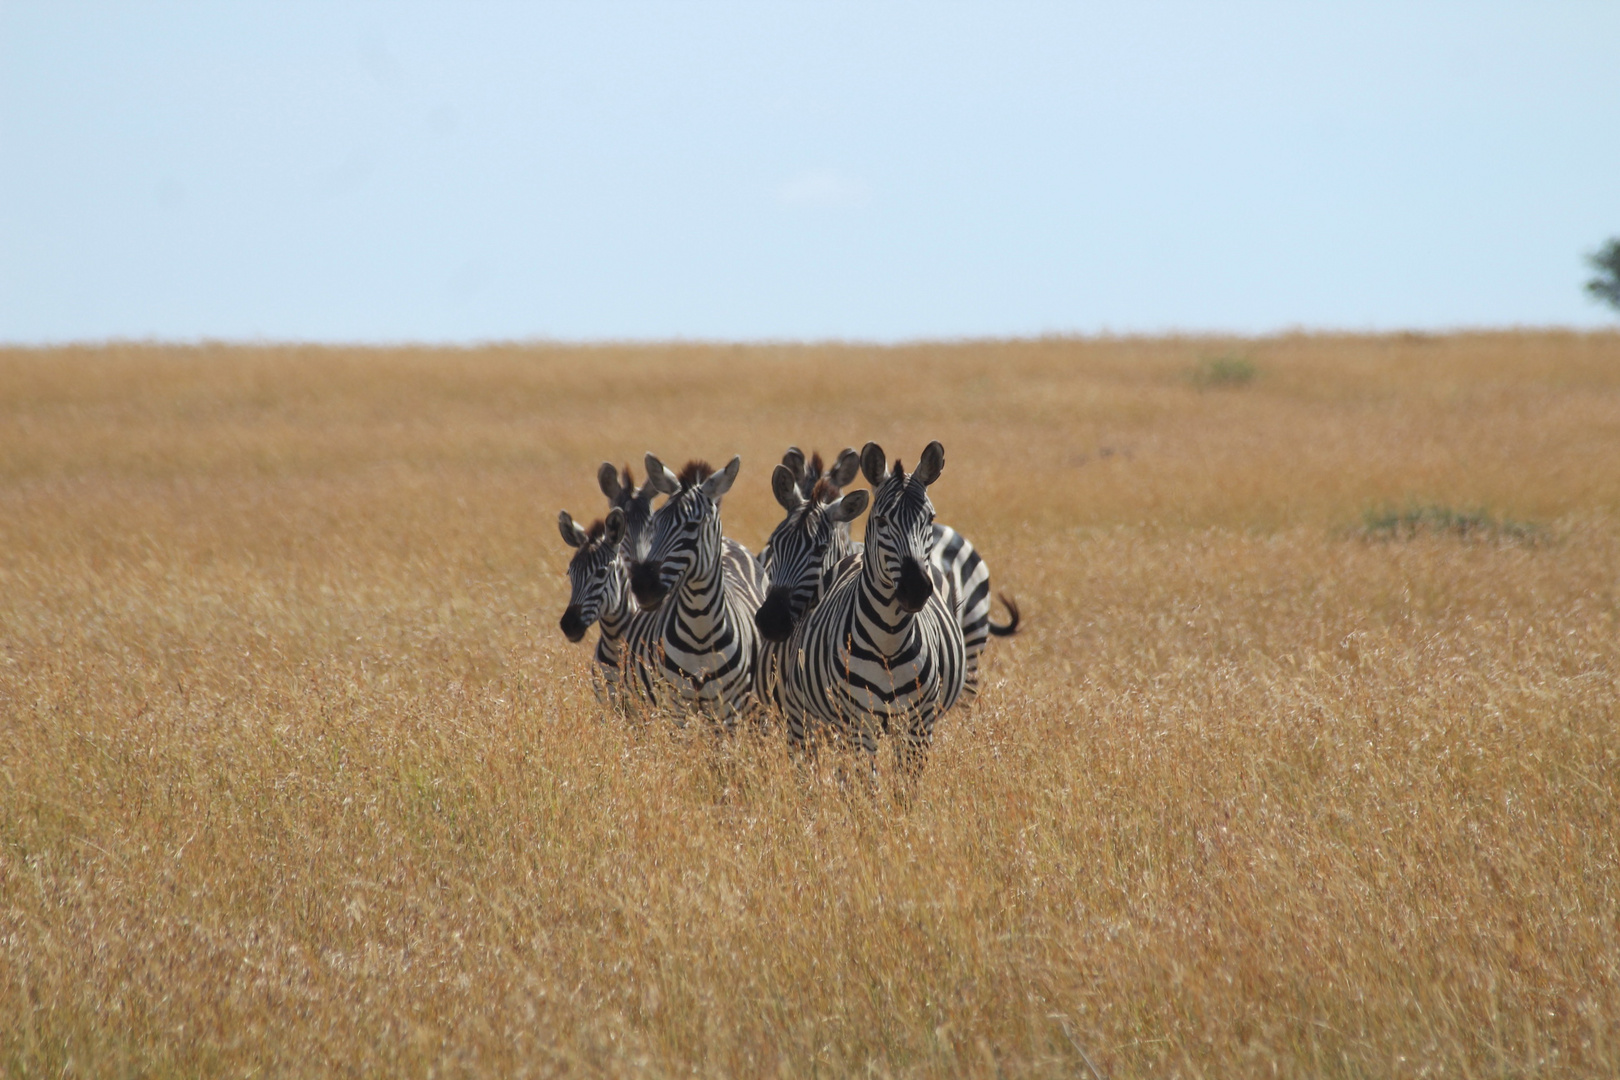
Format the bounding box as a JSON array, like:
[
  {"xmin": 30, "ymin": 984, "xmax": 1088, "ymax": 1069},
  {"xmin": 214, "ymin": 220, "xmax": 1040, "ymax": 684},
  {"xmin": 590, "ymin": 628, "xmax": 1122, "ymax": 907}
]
[{"xmin": 2, "ymin": 2, "xmax": 1617, "ymax": 343}]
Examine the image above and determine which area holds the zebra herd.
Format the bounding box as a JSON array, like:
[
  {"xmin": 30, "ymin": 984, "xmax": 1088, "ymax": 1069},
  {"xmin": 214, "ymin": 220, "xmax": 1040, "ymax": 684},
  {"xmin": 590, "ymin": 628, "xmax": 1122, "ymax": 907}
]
[{"xmin": 556, "ymin": 441, "xmax": 1018, "ymax": 774}]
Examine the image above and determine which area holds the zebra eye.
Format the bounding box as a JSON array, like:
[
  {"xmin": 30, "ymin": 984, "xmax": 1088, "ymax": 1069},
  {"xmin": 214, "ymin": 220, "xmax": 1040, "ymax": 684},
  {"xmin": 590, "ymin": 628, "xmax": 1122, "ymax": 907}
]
[{"xmin": 873, "ymin": 514, "xmax": 888, "ymax": 528}]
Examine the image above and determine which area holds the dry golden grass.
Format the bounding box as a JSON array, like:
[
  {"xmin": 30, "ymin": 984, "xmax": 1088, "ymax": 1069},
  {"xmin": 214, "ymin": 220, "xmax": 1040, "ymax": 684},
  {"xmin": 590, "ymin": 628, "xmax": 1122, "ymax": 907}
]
[{"xmin": 1, "ymin": 333, "xmax": 1618, "ymax": 1078}]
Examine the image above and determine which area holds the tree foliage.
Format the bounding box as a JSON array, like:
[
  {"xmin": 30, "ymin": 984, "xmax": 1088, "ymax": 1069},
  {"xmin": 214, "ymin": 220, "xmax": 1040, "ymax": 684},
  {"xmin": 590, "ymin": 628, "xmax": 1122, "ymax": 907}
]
[{"xmin": 1588, "ymin": 238, "xmax": 1620, "ymax": 311}]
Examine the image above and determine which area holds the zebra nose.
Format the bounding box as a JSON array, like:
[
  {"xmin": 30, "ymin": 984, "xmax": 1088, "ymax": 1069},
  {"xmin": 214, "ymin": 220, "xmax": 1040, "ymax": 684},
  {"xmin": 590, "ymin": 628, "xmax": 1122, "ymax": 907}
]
[
  {"xmin": 896, "ymin": 556, "xmax": 933, "ymax": 613},
  {"xmin": 755, "ymin": 586, "xmax": 796, "ymax": 643},
  {"xmin": 630, "ymin": 560, "xmax": 667, "ymax": 610},
  {"xmin": 559, "ymin": 605, "xmax": 589, "ymax": 642}
]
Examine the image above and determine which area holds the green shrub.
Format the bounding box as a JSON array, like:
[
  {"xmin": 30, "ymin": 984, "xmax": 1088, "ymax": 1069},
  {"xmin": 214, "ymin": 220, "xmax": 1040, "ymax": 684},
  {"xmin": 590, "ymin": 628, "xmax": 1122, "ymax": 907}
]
[
  {"xmin": 1193, "ymin": 355, "xmax": 1257, "ymax": 388},
  {"xmin": 1358, "ymin": 504, "xmax": 1542, "ymax": 543}
]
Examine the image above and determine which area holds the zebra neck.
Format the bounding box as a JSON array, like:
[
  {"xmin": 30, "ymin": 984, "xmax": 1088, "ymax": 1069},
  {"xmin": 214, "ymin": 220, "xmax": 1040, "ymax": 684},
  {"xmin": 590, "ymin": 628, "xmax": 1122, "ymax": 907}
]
[
  {"xmin": 826, "ymin": 531, "xmax": 854, "ymax": 567},
  {"xmin": 856, "ymin": 560, "xmax": 917, "ymax": 652},
  {"xmin": 673, "ymin": 549, "xmax": 728, "ymax": 634},
  {"xmin": 596, "ymin": 565, "xmax": 634, "ymax": 644}
]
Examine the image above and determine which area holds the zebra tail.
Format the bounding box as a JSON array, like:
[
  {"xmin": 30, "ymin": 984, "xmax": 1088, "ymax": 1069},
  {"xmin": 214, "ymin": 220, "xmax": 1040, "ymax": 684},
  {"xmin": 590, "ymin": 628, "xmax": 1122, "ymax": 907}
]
[{"xmin": 987, "ymin": 593, "xmax": 1021, "ymax": 637}]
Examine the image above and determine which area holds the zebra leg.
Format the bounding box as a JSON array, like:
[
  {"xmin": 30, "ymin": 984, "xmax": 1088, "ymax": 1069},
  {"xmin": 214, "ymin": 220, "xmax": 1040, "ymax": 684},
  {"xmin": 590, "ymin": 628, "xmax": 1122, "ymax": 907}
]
[
  {"xmin": 786, "ymin": 719, "xmax": 818, "ymax": 772},
  {"xmin": 825, "ymin": 732, "xmax": 878, "ymax": 795},
  {"xmin": 740, "ymin": 688, "xmax": 773, "ymax": 738},
  {"xmin": 851, "ymin": 717, "xmax": 884, "ymax": 792},
  {"xmin": 780, "ymin": 669, "xmax": 816, "ymax": 753},
  {"xmin": 706, "ymin": 682, "xmax": 750, "ymax": 736},
  {"xmin": 893, "ymin": 714, "xmax": 935, "ymax": 785}
]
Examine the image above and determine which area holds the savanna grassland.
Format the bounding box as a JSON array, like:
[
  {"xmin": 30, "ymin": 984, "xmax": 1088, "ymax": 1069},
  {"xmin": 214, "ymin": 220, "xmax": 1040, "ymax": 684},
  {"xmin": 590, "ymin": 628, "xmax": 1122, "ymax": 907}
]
[{"xmin": 2, "ymin": 333, "xmax": 1618, "ymax": 1078}]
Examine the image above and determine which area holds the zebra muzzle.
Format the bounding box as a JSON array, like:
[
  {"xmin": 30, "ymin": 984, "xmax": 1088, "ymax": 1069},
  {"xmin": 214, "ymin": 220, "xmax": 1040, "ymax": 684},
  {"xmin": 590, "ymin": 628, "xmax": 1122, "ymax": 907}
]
[
  {"xmin": 559, "ymin": 605, "xmax": 590, "ymax": 642},
  {"xmin": 755, "ymin": 586, "xmax": 797, "ymax": 643},
  {"xmin": 896, "ymin": 556, "xmax": 933, "ymax": 613}
]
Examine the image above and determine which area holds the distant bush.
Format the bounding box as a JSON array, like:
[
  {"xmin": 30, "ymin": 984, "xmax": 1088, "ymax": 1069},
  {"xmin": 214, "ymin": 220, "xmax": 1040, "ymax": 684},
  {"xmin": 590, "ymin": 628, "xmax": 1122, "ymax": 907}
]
[
  {"xmin": 1587, "ymin": 238, "xmax": 1620, "ymax": 312},
  {"xmin": 1192, "ymin": 355, "xmax": 1256, "ymax": 388},
  {"xmin": 1359, "ymin": 504, "xmax": 1542, "ymax": 543}
]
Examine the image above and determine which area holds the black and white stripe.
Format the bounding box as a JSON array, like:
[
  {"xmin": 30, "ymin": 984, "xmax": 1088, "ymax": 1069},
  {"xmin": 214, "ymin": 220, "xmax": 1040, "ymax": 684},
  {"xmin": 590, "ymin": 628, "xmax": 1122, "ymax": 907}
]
[
  {"xmin": 597, "ymin": 462, "xmax": 659, "ymax": 563},
  {"xmin": 930, "ymin": 523, "xmax": 1019, "ymax": 704},
  {"xmin": 626, "ymin": 453, "xmax": 768, "ymax": 726},
  {"xmin": 754, "ymin": 450, "xmax": 868, "ymax": 708},
  {"xmin": 775, "ymin": 441, "xmax": 966, "ymax": 774},
  {"xmin": 600, "ymin": 459, "xmax": 758, "ymax": 592},
  {"xmin": 557, "ymin": 507, "xmax": 652, "ymax": 707},
  {"xmin": 757, "ymin": 448, "xmax": 863, "ymax": 626},
  {"xmin": 757, "ymin": 446, "xmax": 1018, "ymax": 707}
]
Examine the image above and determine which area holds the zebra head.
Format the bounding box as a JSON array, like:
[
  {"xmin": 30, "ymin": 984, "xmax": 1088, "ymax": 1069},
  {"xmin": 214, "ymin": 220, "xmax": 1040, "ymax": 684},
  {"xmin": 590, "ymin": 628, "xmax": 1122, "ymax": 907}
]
[
  {"xmin": 779, "ymin": 445, "xmax": 861, "ymax": 504},
  {"xmin": 558, "ymin": 507, "xmax": 628, "ymax": 642},
  {"xmin": 597, "ymin": 461, "xmax": 659, "ymax": 563},
  {"xmin": 860, "ymin": 440, "xmax": 944, "ymax": 614},
  {"xmin": 761, "ymin": 446, "xmax": 859, "ymax": 576},
  {"xmin": 629, "ymin": 453, "xmax": 741, "ymax": 611},
  {"xmin": 755, "ymin": 464, "xmax": 868, "ymax": 642}
]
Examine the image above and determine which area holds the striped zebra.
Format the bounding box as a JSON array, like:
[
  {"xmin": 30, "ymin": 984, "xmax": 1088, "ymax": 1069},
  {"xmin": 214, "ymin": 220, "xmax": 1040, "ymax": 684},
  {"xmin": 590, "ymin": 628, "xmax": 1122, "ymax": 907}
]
[
  {"xmin": 753, "ymin": 458, "xmax": 868, "ymax": 709},
  {"xmin": 557, "ymin": 507, "xmax": 650, "ymax": 707},
  {"xmin": 628, "ymin": 453, "xmax": 769, "ymax": 726},
  {"xmin": 757, "ymin": 447, "xmax": 1018, "ymax": 706},
  {"xmin": 779, "ymin": 445, "xmax": 861, "ymax": 507},
  {"xmin": 596, "ymin": 461, "xmax": 658, "ymax": 562},
  {"xmin": 604, "ymin": 458, "xmax": 762, "ymax": 586},
  {"xmin": 774, "ymin": 441, "xmax": 967, "ymax": 776},
  {"xmin": 757, "ymin": 447, "xmax": 863, "ymax": 609},
  {"xmin": 932, "ymin": 523, "xmax": 1019, "ymax": 704}
]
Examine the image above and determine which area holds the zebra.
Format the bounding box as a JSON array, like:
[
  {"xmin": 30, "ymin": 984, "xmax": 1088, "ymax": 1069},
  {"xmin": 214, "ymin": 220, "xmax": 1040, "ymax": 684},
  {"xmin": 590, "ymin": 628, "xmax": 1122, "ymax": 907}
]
[
  {"xmin": 932, "ymin": 522, "xmax": 1019, "ymax": 704},
  {"xmin": 753, "ymin": 457, "xmax": 869, "ymax": 710},
  {"xmin": 774, "ymin": 441, "xmax": 967, "ymax": 776},
  {"xmin": 627, "ymin": 453, "xmax": 769, "ymax": 726},
  {"xmin": 596, "ymin": 461, "xmax": 659, "ymax": 562},
  {"xmin": 756, "ymin": 447, "xmax": 1018, "ymax": 706},
  {"xmin": 757, "ymin": 446, "xmax": 864, "ymax": 606},
  {"xmin": 557, "ymin": 506, "xmax": 651, "ymax": 707},
  {"xmin": 779, "ymin": 445, "xmax": 862, "ymax": 507},
  {"xmin": 604, "ymin": 458, "xmax": 763, "ymax": 584}
]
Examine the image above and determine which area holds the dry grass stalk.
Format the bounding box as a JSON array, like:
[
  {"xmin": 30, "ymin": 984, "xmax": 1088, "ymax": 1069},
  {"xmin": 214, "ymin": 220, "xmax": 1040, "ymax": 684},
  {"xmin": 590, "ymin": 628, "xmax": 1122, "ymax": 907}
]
[{"xmin": 1, "ymin": 332, "xmax": 1617, "ymax": 1077}]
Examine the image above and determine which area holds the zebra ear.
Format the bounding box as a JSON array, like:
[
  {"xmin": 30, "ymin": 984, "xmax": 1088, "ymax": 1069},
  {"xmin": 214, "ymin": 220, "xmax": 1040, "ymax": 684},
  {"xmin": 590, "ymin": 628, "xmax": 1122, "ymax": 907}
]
[
  {"xmin": 701, "ymin": 455, "xmax": 741, "ymax": 499},
  {"xmin": 597, "ymin": 462, "xmax": 623, "ymax": 501},
  {"xmin": 914, "ymin": 441, "xmax": 945, "ymax": 486},
  {"xmin": 644, "ymin": 453, "xmax": 681, "ymax": 495},
  {"xmin": 828, "ymin": 489, "xmax": 869, "ymax": 523},
  {"xmin": 781, "ymin": 446, "xmax": 805, "ymax": 484},
  {"xmin": 860, "ymin": 442, "xmax": 887, "ymax": 487},
  {"xmin": 772, "ymin": 464, "xmax": 805, "ymax": 510},
  {"xmin": 603, "ymin": 507, "xmax": 627, "ymax": 547},
  {"xmin": 830, "ymin": 448, "xmax": 861, "ymax": 489},
  {"xmin": 558, "ymin": 510, "xmax": 590, "ymax": 548}
]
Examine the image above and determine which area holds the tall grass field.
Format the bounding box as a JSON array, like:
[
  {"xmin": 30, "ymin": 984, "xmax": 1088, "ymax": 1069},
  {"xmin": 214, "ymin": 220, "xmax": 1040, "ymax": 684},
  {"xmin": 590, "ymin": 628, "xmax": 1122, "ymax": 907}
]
[{"xmin": 2, "ymin": 333, "xmax": 1617, "ymax": 1077}]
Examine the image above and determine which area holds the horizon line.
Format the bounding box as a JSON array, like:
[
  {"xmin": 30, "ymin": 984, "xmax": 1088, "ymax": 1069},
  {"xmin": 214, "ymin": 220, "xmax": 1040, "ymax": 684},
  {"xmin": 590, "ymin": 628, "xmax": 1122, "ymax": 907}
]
[{"xmin": 3, "ymin": 323, "xmax": 1616, "ymax": 352}]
